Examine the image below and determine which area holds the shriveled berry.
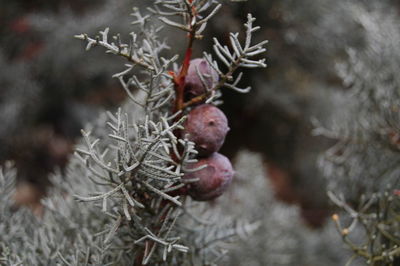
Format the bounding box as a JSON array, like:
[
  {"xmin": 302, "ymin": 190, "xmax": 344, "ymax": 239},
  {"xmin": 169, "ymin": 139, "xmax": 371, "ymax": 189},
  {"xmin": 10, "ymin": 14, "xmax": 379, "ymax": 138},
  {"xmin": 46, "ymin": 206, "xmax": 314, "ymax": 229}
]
[
  {"xmin": 184, "ymin": 153, "xmax": 234, "ymax": 201},
  {"xmin": 183, "ymin": 104, "xmax": 229, "ymax": 157},
  {"xmin": 184, "ymin": 58, "xmax": 219, "ymax": 99}
]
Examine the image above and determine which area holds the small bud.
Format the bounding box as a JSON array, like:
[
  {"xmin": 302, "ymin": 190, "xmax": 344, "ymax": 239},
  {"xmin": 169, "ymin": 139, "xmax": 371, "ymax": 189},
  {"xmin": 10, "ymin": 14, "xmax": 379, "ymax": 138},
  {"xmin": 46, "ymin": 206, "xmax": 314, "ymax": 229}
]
[
  {"xmin": 332, "ymin": 214, "xmax": 339, "ymax": 221},
  {"xmin": 184, "ymin": 58, "xmax": 219, "ymax": 99},
  {"xmin": 183, "ymin": 104, "xmax": 229, "ymax": 157},
  {"xmin": 184, "ymin": 153, "xmax": 234, "ymax": 201}
]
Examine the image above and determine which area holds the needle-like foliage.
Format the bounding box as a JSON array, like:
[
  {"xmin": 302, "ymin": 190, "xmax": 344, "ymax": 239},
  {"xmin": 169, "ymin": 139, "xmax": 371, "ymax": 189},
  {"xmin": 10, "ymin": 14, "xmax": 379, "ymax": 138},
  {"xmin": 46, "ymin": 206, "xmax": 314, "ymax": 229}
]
[
  {"xmin": 313, "ymin": 2, "xmax": 400, "ymax": 265},
  {"xmin": 1, "ymin": 0, "xmax": 268, "ymax": 265}
]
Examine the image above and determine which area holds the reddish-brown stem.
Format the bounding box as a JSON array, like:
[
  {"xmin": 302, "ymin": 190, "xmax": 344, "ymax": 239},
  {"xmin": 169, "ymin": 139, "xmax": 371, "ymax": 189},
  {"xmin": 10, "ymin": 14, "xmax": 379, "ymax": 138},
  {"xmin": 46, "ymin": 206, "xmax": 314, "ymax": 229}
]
[
  {"xmin": 172, "ymin": 1, "xmax": 197, "ymax": 114},
  {"xmin": 173, "ymin": 46, "xmax": 193, "ymax": 113}
]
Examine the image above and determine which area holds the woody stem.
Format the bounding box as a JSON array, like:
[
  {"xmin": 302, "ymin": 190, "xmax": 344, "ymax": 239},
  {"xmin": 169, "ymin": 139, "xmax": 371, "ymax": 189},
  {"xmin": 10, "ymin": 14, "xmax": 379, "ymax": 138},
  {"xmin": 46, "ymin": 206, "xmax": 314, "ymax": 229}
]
[{"xmin": 173, "ymin": 2, "xmax": 197, "ymax": 113}]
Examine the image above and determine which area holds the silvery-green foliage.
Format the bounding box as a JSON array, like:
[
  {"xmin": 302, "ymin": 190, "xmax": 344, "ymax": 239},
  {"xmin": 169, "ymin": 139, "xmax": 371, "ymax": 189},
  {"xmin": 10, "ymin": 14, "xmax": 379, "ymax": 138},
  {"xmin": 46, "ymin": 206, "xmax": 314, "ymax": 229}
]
[
  {"xmin": 73, "ymin": 109, "xmax": 197, "ymax": 264},
  {"xmin": 219, "ymin": 151, "xmax": 361, "ymax": 266},
  {"xmin": 222, "ymin": 151, "xmax": 302, "ymax": 266},
  {"xmin": 0, "ymin": 151, "xmax": 361, "ymax": 266},
  {"xmin": 0, "ymin": 161, "xmax": 127, "ymax": 265},
  {"xmin": 328, "ymin": 190, "xmax": 400, "ymax": 265},
  {"xmin": 76, "ymin": 2, "xmax": 267, "ymax": 103},
  {"xmin": 70, "ymin": 0, "xmax": 267, "ymax": 264},
  {"xmin": 1, "ymin": 0, "xmax": 268, "ymax": 264},
  {"xmin": 314, "ymin": 1, "xmax": 400, "ymax": 200},
  {"xmin": 312, "ymin": 1, "xmax": 400, "ymax": 264},
  {"xmin": 0, "ymin": 138, "xmax": 258, "ymax": 265}
]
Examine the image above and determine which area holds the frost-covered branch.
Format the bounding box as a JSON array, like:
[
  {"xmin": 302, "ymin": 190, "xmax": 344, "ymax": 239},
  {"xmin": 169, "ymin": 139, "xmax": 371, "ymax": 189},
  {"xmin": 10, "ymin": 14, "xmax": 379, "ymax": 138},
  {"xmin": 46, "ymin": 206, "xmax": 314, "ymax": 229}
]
[{"xmin": 183, "ymin": 13, "xmax": 268, "ymax": 107}]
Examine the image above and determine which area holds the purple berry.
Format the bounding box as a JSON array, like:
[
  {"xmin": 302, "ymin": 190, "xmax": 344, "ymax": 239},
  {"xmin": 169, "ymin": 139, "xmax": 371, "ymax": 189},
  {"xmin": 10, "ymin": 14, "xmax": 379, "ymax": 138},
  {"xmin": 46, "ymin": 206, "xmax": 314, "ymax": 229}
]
[
  {"xmin": 184, "ymin": 153, "xmax": 234, "ymax": 201},
  {"xmin": 183, "ymin": 104, "xmax": 229, "ymax": 157},
  {"xmin": 184, "ymin": 58, "xmax": 219, "ymax": 99}
]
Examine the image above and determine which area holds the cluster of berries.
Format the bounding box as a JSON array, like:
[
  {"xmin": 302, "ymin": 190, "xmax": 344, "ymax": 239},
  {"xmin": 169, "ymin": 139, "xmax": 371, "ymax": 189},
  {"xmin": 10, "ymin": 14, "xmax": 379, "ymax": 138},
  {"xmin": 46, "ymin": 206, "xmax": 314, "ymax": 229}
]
[{"xmin": 180, "ymin": 59, "xmax": 234, "ymax": 201}]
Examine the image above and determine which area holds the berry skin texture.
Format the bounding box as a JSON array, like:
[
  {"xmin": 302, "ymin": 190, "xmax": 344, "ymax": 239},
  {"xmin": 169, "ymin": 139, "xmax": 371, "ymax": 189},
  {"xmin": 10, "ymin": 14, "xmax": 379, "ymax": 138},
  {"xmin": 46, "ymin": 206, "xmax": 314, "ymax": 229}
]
[
  {"xmin": 184, "ymin": 153, "xmax": 234, "ymax": 201},
  {"xmin": 183, "ymin": 104, "xmax": 230, "ymax": 157},
  {"xmin": 184, "ymin": 58, "xmax": 219, "ymax": 99}
]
